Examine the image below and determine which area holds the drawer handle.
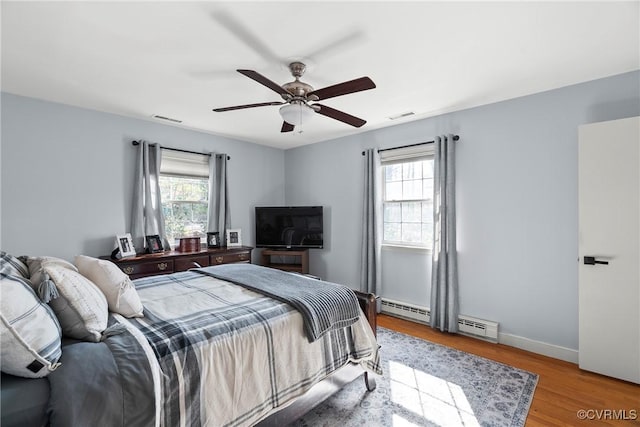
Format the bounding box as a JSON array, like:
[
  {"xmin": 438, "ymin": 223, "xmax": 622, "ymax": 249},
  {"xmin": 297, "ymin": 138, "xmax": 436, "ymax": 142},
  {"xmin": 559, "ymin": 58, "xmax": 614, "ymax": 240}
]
[
  {"xmin": 215, "ymin": 256, "xmax": 224, "ymax": 264},
  {"xmin": 157, "ymin": 262, "xmax": 168, "ymax": 271},
  {"xmin": 238, "ymin": 253, "xmax": 247, "ymax": 260},
  {"xmin": 123, "ymin": 267, "xmax": 135, "ymax": 275}
]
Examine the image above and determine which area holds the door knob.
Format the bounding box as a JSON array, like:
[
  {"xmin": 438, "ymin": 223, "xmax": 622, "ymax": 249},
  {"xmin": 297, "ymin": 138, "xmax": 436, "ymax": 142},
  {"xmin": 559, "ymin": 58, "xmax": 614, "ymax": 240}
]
[{"xmin": 584, "ymin": 256, "xmax": 609, "ymax": 265}]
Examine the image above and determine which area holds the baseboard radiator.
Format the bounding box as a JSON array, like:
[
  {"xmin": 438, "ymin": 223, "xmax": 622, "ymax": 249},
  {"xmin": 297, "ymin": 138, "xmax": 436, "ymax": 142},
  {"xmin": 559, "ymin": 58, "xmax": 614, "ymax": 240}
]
[{"xmin": 380, "ymin": 298, "xmax": 499, "ymax": 341}]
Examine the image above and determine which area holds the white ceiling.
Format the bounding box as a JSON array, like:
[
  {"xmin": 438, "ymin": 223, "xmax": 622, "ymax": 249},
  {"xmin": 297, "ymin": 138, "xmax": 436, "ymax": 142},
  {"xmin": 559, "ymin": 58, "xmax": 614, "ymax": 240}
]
[{"xmin": 2, "ymin": 1, "xmax": 638, "ymax": 150}]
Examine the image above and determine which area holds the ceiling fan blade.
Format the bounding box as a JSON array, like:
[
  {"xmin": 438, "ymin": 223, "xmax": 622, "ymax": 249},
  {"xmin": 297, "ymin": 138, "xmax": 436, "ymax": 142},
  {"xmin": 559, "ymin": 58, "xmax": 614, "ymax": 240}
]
[
  {"xmin": 305, "ymin": 30, "xmax": 364, "ymax": 63},
  {"xmin": 281, "ymin": 122, "xmax": 294, "ymax": 133},
  {"xmin": 237, "ymin": 70, "xmax": 290, "ymax": 97},
  {"xmin": 315, "ymin": 104, "xmax": 366, "ymax": 128},
  {"xmin": 308, "ymin": 77, "xmax": 376, "ymax": 101},
  {"xmin": 213, "ymin": 101, "xmax": 284, "ymax": 112},
  {"xmin": 212, "ymin": 11, "xmax": 284, "ymax": 66}
]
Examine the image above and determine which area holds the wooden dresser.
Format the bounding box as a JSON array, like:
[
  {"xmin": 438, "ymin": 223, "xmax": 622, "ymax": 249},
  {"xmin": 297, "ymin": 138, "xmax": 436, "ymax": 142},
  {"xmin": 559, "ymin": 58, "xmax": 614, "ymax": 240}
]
[{"xmin": 106, "ymin": 246, "xmax": 253, "ymax": 279}]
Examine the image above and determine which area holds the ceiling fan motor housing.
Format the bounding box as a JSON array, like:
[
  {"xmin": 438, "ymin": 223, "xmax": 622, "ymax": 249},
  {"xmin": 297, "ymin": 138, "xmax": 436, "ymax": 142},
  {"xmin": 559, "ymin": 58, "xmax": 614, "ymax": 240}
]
[
  {"xmin": 280, "ymin": 61, "xmax": 313, "ymax": 98},
  {"xmin": 282, "ymin": 80, "xmax": 314, "ymax": 98}
]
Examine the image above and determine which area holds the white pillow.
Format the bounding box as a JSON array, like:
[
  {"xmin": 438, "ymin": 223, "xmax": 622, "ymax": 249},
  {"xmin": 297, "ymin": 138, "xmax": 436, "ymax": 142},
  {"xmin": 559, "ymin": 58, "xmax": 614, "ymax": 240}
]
[
  {"xmin": 0, "ymin": 274, "xmax": 62, "ymax": 378},
  {"xmin": 26, "ymin": 256, "xmax": 78, "ymax": 302},
  {"xmin": 0, "ymin": 251, "xmax": 29, "ymax": 279},
  {"xmin": 75, "ymin": 255, "xmax": 144, "ymax": 318},
  {"xmin": 44, "ymin": 264, "xmax": 108, "ymax": 342}
]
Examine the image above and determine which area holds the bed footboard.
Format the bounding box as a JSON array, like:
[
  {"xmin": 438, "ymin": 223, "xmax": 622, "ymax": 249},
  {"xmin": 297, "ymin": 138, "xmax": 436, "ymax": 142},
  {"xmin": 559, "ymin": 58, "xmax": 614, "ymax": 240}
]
[
  {"xmin": 256, "ymin": 364, "xmax": 373, "ymax": 426},
  {"xmin": 354, "ymin": 290, "xmax": 377, "ymax": 337}
]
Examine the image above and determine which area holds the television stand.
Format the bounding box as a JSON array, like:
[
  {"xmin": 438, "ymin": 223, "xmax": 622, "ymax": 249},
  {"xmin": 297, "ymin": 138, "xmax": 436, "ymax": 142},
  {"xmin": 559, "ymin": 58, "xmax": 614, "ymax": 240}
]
[{"xmin": 261, "ymin": 248, "xmax": 309, "ymax": 274}]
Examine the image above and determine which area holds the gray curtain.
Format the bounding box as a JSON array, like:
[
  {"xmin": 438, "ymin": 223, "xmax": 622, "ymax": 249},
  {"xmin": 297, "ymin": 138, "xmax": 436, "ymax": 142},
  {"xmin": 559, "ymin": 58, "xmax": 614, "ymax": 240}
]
[
  {"xmin": 430, "ymin": 134, "xmax": 459, "ymax": 332},
  {"xmin": 360, "ymin": 148, "xmax": 381, "ymax": 295},
  {"xmin": 207, "ymin": 153, "xmax": 231, "ymax": 246},
  {"xmin": 130, "ymin": 141, "xmax": 170, "ymax": 252}
]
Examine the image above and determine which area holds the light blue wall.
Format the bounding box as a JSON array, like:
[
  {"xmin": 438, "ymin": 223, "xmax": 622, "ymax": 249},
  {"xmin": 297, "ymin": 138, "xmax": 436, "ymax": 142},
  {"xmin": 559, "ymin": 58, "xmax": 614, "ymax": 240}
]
[
  {"xmin": 0, "ymin": 93, "xmax": 285, "ymax": 262},
  {"xmin": 2, "ymin": 71, "xmax": 638, "ymax": 352},
  {"xmin": 284, "ymin": 71, "xmax": 640, "ymax": 350}
]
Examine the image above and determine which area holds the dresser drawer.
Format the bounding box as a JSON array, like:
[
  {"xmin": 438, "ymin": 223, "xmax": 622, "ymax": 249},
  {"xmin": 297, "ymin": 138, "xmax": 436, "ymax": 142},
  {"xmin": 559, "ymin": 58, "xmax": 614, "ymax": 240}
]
[
  {"xmin": 119, "ymin": 260, "xmax": 174, "ymax": 279},
  {"xmin": 104, "ymin": 246, "xmax": 253, "ymax": 279},
  {"xmin": 175, "ymin": 255, "xmax": 210, "ymax": 272},
  {"xmin": 210, "ymin": 251, "xmax": 251, "ymax": 265}
]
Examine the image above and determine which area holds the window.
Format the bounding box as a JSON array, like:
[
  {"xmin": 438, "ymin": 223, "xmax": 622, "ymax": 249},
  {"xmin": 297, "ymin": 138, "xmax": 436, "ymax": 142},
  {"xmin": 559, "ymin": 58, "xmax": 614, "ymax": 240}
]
[
  {"xmin": 382, "ymin": 147, "xmax": 434, "ymax": 248},
  {"xmin": 159, "ymin": 150, "xmax": 210, "ymax": 247}
]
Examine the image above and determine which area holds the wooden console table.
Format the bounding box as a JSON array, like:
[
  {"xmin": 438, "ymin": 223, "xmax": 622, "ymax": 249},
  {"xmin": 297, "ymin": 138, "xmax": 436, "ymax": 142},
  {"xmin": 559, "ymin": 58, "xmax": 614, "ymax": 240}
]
[
  {"xmin": 260, "ymin": 249, "xmax": 309, "ymax": 274},
  {"xmin": 106, "ymin": 246, "xmax": 253, "ymax": 279}
]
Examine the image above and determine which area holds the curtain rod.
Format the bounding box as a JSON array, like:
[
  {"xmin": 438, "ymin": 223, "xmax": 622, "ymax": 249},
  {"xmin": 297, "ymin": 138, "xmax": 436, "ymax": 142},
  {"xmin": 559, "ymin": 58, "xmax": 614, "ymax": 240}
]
[
  {"xmin": 132, "ymin": 141, "xmax": 230, "ymax": 160},
  {"xmin": 361, "ymin": 134, "xmax": 460, "ymax": 155}
]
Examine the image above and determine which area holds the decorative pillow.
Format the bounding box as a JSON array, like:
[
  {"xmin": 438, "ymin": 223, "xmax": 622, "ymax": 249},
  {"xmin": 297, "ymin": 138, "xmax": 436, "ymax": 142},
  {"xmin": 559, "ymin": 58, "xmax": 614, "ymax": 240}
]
[
  {"xmin": 0, "ymin": 251, "xmax": 30, "ymax": 279},
  {"xmin": 26, "ymin": 256, "xmax": 78, "ymax": 303},
  {"xmin": 0, "ymin": 274, "xmax": 62, "ymax": 378},
  {"xmin": 74, "ymin": 255, "xmax": 144, "ymax": 318},
  {"xmin": 43, "ymin": 264, "xmax": 108, "ymax": 342}
]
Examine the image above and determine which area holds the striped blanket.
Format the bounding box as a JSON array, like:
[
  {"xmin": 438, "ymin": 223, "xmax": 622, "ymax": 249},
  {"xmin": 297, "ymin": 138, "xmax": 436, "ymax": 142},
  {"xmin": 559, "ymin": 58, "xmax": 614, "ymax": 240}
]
[
  {"xmin": 195, "ymin": 264, "xmax": 361, "ymax": 342},
  {"xmin": 122, "ymin": 270, "xmax": 381, "ymax": 427}
]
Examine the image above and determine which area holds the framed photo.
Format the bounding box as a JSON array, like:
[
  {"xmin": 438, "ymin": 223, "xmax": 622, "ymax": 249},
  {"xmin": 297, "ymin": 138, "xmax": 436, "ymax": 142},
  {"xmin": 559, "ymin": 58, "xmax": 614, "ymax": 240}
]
[
  {"xmin": 226, "ymin": 229, "xmax": 242, "ymax": 247},
  {"xmin": 145, "ymin": 235, "xmax": 164, "ymax": 253},
  {"xmin": 206, "ymin": 232, "xmax": 220, "ymax": 248},
  {"xmin": 116, "ymin": 233, "xmax": 136, "ymax": 258}
]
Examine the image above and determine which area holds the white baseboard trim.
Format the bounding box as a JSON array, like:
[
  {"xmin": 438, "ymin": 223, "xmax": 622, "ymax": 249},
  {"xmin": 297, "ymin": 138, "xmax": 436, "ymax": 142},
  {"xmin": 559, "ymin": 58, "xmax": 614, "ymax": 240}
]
[{"xmin": 499, "ymin": 332, "xmax": 578, "ymax": 364}]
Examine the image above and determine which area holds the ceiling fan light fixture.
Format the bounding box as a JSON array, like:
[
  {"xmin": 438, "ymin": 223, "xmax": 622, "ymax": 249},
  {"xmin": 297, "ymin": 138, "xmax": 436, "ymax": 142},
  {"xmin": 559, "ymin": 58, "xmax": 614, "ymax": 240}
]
[{"xmin": 279, "ymin": 103, "xmax": 315, "ymax": 127}]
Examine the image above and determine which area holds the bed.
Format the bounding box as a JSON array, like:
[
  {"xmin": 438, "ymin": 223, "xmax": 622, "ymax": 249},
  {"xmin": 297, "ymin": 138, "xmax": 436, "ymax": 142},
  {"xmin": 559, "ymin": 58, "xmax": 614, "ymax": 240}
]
[{"xmin": 0, "ymin": 255, "xmax": 380, "ymax": 427}]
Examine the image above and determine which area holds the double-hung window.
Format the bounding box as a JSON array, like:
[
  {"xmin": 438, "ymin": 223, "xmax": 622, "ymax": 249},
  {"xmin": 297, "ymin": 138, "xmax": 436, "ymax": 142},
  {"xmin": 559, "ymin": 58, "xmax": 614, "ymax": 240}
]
[
  {"xmin": 381, "ymin": 145, "xmax": 434, "ymax": 248},
  {"xmin": 159, "ymin": 150, "xmax": 210, "ymax": 247}
]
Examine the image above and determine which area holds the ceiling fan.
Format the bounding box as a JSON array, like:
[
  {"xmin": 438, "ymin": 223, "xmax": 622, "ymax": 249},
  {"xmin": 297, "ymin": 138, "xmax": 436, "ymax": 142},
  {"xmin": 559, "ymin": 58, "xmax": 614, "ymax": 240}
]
[{"xmin": 213, "ymin": 61, "xmax": 376, "ymax": 133}]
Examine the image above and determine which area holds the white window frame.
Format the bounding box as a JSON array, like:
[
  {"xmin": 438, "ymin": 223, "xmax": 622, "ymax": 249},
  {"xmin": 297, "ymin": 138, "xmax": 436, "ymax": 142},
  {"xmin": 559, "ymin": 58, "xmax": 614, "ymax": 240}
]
[
  {"xmin": 381, "ymin": 144, "xmax": 435, "ymax": 250},
  {"xmin": 159, "ymin": 149, "xmax": 210, "ymax": 248}
]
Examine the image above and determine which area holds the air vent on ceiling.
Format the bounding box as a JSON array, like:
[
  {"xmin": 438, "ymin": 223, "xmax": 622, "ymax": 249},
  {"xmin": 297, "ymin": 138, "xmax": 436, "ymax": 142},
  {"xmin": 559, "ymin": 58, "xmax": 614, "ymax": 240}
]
[
  {"xmin": 153, "ymin": 115, "xmax": 183, "ymax": 123},
  {"xmin": 388, "ymin": 111, "xmax": 415, "ymax": 120}
]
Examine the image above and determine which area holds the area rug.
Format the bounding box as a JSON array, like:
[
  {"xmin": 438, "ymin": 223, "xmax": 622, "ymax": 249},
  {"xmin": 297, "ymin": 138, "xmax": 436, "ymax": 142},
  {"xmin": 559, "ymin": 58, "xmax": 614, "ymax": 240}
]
[{"xmin": 293, "ymin": 327, "xmax": 538, "ymax": 427}]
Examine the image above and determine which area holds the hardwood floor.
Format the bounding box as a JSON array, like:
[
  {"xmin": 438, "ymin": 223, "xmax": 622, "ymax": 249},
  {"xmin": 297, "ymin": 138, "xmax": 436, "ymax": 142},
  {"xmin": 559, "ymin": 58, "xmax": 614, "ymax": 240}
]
[{"xmin": 379, "ymin": 314, "xmax": 640, "ymax": 426}]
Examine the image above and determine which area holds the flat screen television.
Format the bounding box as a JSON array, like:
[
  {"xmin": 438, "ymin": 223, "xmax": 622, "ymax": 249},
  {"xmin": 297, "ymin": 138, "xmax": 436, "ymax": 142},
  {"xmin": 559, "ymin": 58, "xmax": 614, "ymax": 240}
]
[{"xmin": 255, "ymin": 206, "xmax": 323, "ymax": 249}]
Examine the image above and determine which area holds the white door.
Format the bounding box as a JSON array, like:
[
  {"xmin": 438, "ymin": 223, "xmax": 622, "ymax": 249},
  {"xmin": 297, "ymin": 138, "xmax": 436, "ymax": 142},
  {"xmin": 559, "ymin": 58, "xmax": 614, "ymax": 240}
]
[{"xmin": 578, "ymin": 116, "xmax": 639, "ymax": 384}]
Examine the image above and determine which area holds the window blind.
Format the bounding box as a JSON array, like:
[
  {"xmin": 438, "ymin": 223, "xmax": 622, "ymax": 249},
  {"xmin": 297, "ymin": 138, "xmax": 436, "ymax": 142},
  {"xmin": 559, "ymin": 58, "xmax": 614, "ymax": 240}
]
[
  {"xmin": 160, "ymin": 149, "xmax": 209, "ymax": 178},
  {"xmin": 379, "ymin": 144, "xmax": 434, "ymax": 165}
]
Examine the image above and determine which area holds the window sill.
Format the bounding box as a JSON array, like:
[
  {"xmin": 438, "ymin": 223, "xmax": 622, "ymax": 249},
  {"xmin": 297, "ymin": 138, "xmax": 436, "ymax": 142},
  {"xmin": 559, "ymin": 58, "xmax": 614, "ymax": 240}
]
[{"xmin": 382, "ymin": 243, "xmax": 432, "ymax": 252}]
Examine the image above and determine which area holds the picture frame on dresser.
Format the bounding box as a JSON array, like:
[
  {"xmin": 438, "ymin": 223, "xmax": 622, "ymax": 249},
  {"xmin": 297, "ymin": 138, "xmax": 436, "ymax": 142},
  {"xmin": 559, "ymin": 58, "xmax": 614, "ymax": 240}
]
[
  {"xmin": 206, "ymin": 232, "xmax": 220, "ymax": 248},
  {"xmin": 116, "ymin": 233, "xmax": 136, "ymax": 258},
  {"xmin": 145, "ymin": 235, "xmax": 164, "ymax": 253},
  {"xmin": 226, "ymin": 229, "xmax": 242, "ymax": 247}
]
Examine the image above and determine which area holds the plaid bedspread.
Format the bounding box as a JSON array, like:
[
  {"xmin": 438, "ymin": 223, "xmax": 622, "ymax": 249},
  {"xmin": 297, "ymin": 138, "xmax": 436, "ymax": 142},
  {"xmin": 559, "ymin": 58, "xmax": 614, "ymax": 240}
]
[
  {"xmin": 123, "ymin": 271, "xmax": 381, "ymax": 427},
  {"xmin": 195, "ymin": 264, "xmax": 361, "ymax": 342}
]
